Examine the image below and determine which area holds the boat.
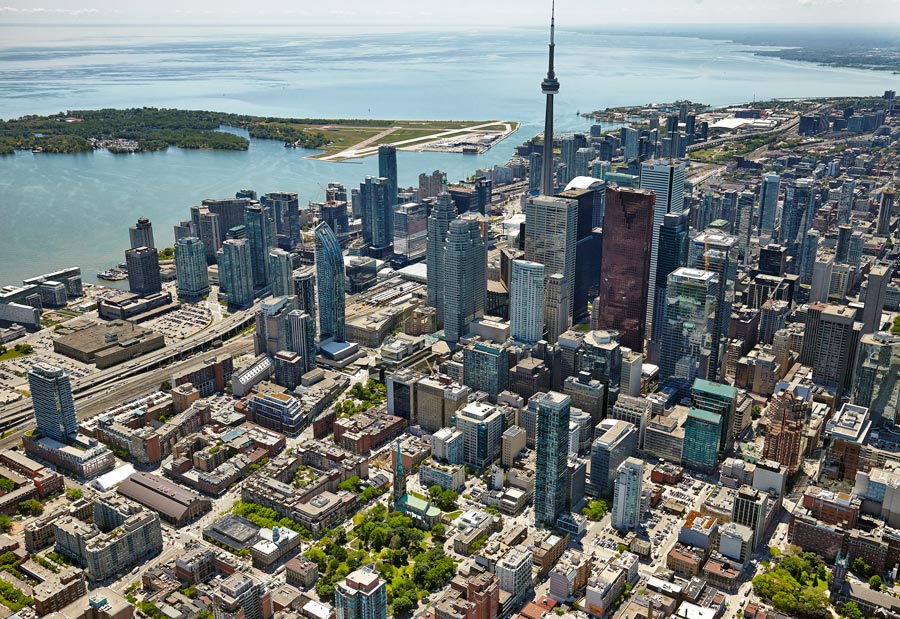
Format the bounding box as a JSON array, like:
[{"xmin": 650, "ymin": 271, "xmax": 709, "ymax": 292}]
[{"xmin": 97, "ymin": 269, "xmax": 128, "ymax": 281}]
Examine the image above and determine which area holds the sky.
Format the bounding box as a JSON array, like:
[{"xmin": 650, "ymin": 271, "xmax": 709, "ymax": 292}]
[{"xmin": 0, "ymin": 0, "xmax": 898, "ymax": 26}]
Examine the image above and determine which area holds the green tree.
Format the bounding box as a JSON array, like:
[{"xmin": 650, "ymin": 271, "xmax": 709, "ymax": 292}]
[
  {"xmin": 868, "ymin": 575, "xmax": 882, "ymax": 590},
  {"xmin": 582, "ymin": 499, "xmax": 609, "ymax": 520},
  {"xmin": 160, "ymin": 380, "xmax": 172, "ymax": 391},
  {"xmin": 0, "ymin": 516, "xmax": 10, "ymax": 534},
  {"xmin": 851, "ymin": 557, "xmax": 871, "ymax": 577},
  {"xmin": 842, "ymin": 602, "xmax": 864, "ymax": 619},
  {"xmin": 772, "ymin": 592, "xmax": 797, "ymax": 614},
  {"xmin": 751, "ymin": 404, "xmax": 763, "ymax": 420},
  {"xmin": 392, "ymin": 596, "xmax": 416, "ymax": 615},
  {"xmin": 0, "ymin": 479, "xmax": 14, "ymax": 492},
  {"xmin": 65, "ymin": 487, "xmax": 83, "ymax": 500},
  {"xmin": 17, "ymin": 498, "xmax": 43, "ymax": 516},
  {"xmin": 315, "ymin": 578, "xmax": 335, "ymax": 602},
  {"xmin": 431, "ymin": 523, "xmax": 446, "ymax": 540}
]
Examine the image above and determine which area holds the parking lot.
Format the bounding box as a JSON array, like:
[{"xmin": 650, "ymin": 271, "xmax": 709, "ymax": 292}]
[{"xmin": 144, "ymin": 304, "xmax": 213, "ymax": 341}]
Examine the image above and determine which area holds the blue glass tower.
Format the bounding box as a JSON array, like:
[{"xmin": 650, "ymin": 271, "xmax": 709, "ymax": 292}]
[{"xmin": 315, "ymin": 222, "xmax": 346, "ymax": 342}]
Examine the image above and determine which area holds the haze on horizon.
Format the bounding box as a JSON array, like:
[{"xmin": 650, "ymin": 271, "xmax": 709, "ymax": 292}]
[{"xmin": 1, "ymin": 0, "xmax": 898, "ymax": 27}]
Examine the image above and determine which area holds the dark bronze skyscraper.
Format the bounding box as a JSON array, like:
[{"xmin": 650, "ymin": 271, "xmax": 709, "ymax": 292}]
[{"xmin": 595, "ymin": 185, "xmax": 655, "ymax": 352}]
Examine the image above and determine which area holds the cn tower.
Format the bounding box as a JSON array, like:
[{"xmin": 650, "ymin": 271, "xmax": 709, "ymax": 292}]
[{"xmin": 540, "ymin": 0, "xmax": 559, "ymax": 197}]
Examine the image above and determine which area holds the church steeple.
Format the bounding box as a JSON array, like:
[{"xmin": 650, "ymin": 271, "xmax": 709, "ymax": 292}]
[{"xmin": 392, "ymin": 439, "xmax": 407, "ymax": 507}]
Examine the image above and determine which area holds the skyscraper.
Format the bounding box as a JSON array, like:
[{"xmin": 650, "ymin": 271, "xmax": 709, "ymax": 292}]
[
  {"xmin": 378, "ymin": 145, "xmax": 398, "ymax": 210},
  {"xmin": 802, "ymin": 303, "xmax": 862, "ymax": 395},
  {"xmin": 852, "ymin": 331, "xmax": 900, "ymax": 425},
  {"xmin": 129, "ymin": 217, "xmax": 155, "ymax": 250},
  {"xmin": 261, "ymin": 191, "xmax": 300, "ymax": 245},
  {"xmin": 612, "ymin": 457, "xmax": 643, "ymax": 531},
  {"xmin": 682, "ymin": 408, "xmax": 722, "ymax": 471},
  {"xmin": 639, "ymin": 159, "xmax": 686, "ymax": 339},
  {"xmin": 689, "ymin": 232, "xmax": 737, "ymax": 381},
  {"xmin": 269, "ymin": 248, "xmax": 293, "ymax": 298},
  {"xmin": 659, "ymin": 268, "xmax": 719, "ymax": 384},
  {"xmin": 862, "ymin": 262, "xmax": 892, "ymax": 334},
  {"xmin": 544, "ymin": 273, "xmax": 569, "ymax": 344},
  {"xmin": 595, "ymin": 185, "xmax": 656, "ymax": 352},
  {"xmin": 539, "ymin": 1, "xmax": 559, "ymax": 197},
  {"xmin": 29, "ymin": 362, "xmax": 78, "ymax": 443},
  {"xmin": 589, "ymin": 420, "xmax": 637, "ymax": 497},
  {"xmin": 254, "ymin": 296, "xmax": 300, "ymax": 357},
  {"xmin": 691, "ymin": 378, "xmax": 737, "ymax": 451},
  {"xmin": 779, "ymin": 178, "xmax": 815, "ymax": 265},
  {"xmin": 426, "ymin": 185, "xmax": 458, "ymax": 328},
  {"xmin": 244, "ymin": 204, "xmax": 272, "ymax": 289},
  {"xmin": 758, "ymin": 172, "xmax": 780, "ymax": 235},
  {"xmin": 191, "ymin": 206, "xmax": 222, "ymax": 263},
  {"xmin": 838, "ymin": 178, "xmax": 856, "ymax": 225},
  {"xmin": 878, "ymin": 188, "xmax": 894, "ymax": 236},
  {"xmin": 443, "ymin": 216, "xmax": 487, "ymax": 344},
  {"xmin": 651, "ymin": 211, "xmax": 689, "ymax": 348},
  {"xmin": 524, "ymin": 195, "xmax": 577, "ymax": 322},
  {"xmin": 360, "ymin": 176, "xmax": 392, "ymax": 257},
  {"xmin": 335, "ymin": 567, "xmax": 388, "ymax": 619},
  {"xmin": 533, "ymin": 391, "xmax": 571, "ymax": 528},
  {"xmin": 173, "ymin": 220, "xmax": 193, "ymax": 242},
  {"xmin": 174, "ymin": 237, "xmax": 210, "ymax": 302},
  {"xmin": 393, "ymin": 201, "xmax": 427, "ymax": 266},
  {"xmin": 762, "ymin": 390, "xmax": 808, "ymax": 474},
  {"xmin": 510, "ymin": 260, "xmax": 545, "ymax": 344},
  {"xmin": 219, "ymin": 239, "xmax": 254, "ymax": 309},
  {"xmin": 315, "ymin": 222, "xmax": 346, "ymax": 342},
  {"xmin": 287, "ymin": 310, "xmax": 317, "ymax": 375},
  {"xmin": 125, "ymin": 246, "xmax": 161, "ymax": 295},
  {"xmin": 292, "ymin": 267, "xmax": 316, "ymax": 321}
]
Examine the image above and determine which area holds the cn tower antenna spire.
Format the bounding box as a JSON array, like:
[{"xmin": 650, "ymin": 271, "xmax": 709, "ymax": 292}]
[{"xmin": 540, "ymin": 0, "xmax": 560, "ymax": 197}]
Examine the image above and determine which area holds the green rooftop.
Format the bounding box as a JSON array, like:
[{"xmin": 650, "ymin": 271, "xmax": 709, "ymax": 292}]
[
  {"xmin": 692, "ymin": 378, "xmax": 737, "ymax": 399},
  {"xmin": 687, "ymin": 407, "xmax": 723, "ymax": 425}
]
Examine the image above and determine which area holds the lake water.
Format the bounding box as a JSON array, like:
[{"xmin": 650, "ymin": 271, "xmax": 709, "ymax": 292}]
[{"xmin": 1, "ymin": 24, "xmax": 898, "ymax": 284}]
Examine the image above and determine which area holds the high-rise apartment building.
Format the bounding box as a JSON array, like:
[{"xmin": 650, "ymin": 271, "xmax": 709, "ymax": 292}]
[
  {"xmin": 125, "ymin": 246, "xmax": 161, "ymax": 295},
  {"xmin": 268, "ymin": 248, "xmax": 293, "ymax": 298},
  {"xmin": 378, "ymin": 145, "xmax": 398, "ymax": 209},
  {"xmin": 219, "ymin": 239, "xmax": 254, "ymax": 309},
  {"xmin": 639, "ymin": 159, "xmax": 686, "ymax": 339},
  {"xmin": 878, "ymin": 188, "xmax": 894, "ymax": 236},
  {"xmin": 335, "ymin": 567, "xmax": 388, "ymax": 619},
  {"xmin": 287, "ymin": 310, "xmax": 316, "ymax": 375},
  {"xmin": 595, "ymin": 185, "xmax": 655, "ymax": 352},
  {"xmin": 510, "ymin": 260, "xmax": 545, "ymax": 344},
  {"xmin": 315, "ymin": 222, "xmax": 345, "ymax": 342},
  {"xmin": 862, "ymin": 263, "xmax": 892, "ymax": 334},
  {"xmin": 292, "ymin": 267, "xmax": 316, "ymax": 320},
  {"xmin": 758, "ymin": 172, "xmax": 780, "ymax": 235},
  {"xmin": 29, "ymin": 362, "xmax": 78, "ymax": 442},
  {"xmin": 779, "ymin": 178, "xmax": 815, "ymax": 264},
  {"xmin": 244, "ymin": 204, "xmax": 272, "ymax": 289},
  {"xmin": 589, "ymin": 420, "xmax": 637, "ymax": 497},
  {"xmin": 801, "ymin": 303, "xmax": 862, "ymax": 395},
  {"xmin": 612, "ymin": 457, "xmax": 643, "ymax": 531},
  {"xmin": 261, "ymin": 191, "xmax": 300, "ymax": 245},
  {"xmin": 838, "ymin": 178, "xmax": 856, "ymax": 225},
  {"xmin": 129, "ymin": 217, "xmax": 155, "ymax": 250},
  {"xmin": 534, "ymin": 391, "xmax": 571, "ymax": 528},
  {"xmin": 426, "ymin": 187, "xmax": 458, "ymax": 328},
  {"xmin": 360, "ymin": 176, "xmax": 392, "ymax": 257},
  {"xmin": 254, "ymin": 296, "xmax": 300, "ymax": 357},
  {"xmin": 174, "ymin": 237, "xmax": 210, "ymax": 302}
]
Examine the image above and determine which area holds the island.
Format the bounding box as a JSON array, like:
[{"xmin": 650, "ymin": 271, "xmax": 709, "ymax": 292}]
[{"xmin": 0, "ymin": 108, "xmax": 519, "ymax": 160}]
